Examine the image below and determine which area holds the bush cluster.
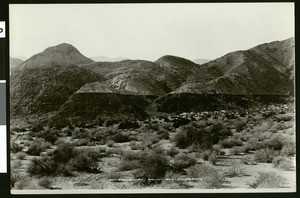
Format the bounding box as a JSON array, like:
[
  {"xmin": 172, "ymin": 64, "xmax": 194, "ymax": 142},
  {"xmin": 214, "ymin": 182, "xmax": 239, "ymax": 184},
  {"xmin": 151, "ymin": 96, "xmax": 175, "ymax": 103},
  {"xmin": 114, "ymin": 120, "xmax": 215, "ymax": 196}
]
[
  {"xmin": 27, "ymin": 139, "xmax": 52, "ymax": 156},
  {"xmin": 254, "ymin": 148, "xmax": 280, "ymax": 163},
  {"xmin": 186, "ymin": 165, "xmax": 226, "ymax": 189},
  {"xmin": 118, "ymin": 151, "xmax": 143, "ymax": 171},
  {"xmin": 272, "ymin": 156, "xmax": 294, "ymax": 171},
  {"xmin": 221, "ymin": 137, "xmax": 243, "ymax": 148},
  {"xmin": 27, "ymin": 143, "xmax": 100, "ymax": 176},
  {"xmin": 118, "ymin": 121, "xmax": 140, "ymax": 130},
  {"xmin": 249, "ymin": 172, "xmax": 287, "ymax": 188},
  {"xmin": 11, "ymin": 143, "xmax": 23, "ymax": 153},
  {"xmin": 134, "ymin": 151, "xmax": 169, "ymax": 185},
  {"xmin": 171, "ymin": 154, "xmax": 196, "ymax": 172},
  {"xmin": 173, "ymin": 122, "xmax": 231, "ymax": 149}
]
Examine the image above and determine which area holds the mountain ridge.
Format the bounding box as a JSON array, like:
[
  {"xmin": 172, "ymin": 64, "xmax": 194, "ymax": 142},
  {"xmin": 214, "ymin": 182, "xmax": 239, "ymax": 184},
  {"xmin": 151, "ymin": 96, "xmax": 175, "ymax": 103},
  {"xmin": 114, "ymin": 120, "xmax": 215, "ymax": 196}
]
[{"xmin": 10, "ymin": 37, "xmax": 295, "ymax": 119}]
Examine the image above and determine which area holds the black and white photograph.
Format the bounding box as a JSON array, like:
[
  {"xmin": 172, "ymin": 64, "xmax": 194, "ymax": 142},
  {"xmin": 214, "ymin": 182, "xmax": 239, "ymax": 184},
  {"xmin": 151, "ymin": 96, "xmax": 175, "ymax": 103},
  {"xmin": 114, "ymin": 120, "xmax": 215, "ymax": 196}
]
[{"xmin": 9, "ymin": 3, "xmax": 296, "ymax": 193}]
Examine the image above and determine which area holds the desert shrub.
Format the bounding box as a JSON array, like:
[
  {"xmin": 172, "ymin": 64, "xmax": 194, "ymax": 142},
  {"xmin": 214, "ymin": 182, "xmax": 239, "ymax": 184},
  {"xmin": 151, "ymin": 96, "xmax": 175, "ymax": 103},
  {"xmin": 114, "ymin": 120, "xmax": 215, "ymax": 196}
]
[
  {"xmin": 235, "ymin": 120, "xmax": 246, "ymax": 132},
  {"xmin": 221, "ymin": 137, "xmax": 243, "ymax": 148},
  {"xmin": 212, "ymin": 144, "xmax": 221, "ymax": 152},
  {"xmin": 15, "ymin": 152, "xmax": 26, "ymax": 160},
  {"xmin": 152, "ymin": 145, "xmax": 165, "ymax": 155},
  {"xmin": 147, "ymin": 123, "xmax": 160, "ymax": 131},
  {"xmin": 11, "ymin": 173, "xmax": 31, "ymax": 189},
  {"xmin": 258, "ymin": 131, "xmax": 273, "ymax": 141},
  {"xmin": 121, "ymin": 150, "xmax": 143, "ymax": 161},
  {"xmin": 173, "ymin": 130, "xmax": 189, "ymax": 149},
  {"xmin": 11, "ymin": 143, "xmax": 23, "ymax": 153},
  {"xmin": 106, "ymin": 148, "xmax": 122, "ymax": 155},
  {"xmin": 241, "ymin": 155, "xmax": 257, "ymax": 165},
  {"xmin": 254, "ymin": 148, "xmax": 279, "ymax": 163},
  {"xmin": 113, "ymin": 132, "xmax": 130, "ymax": 143},
  {"xmin": 119, "ymin": 151, "xmax": 142, "ymax": 171},
  {"xmin": 12, "ymin": 127, "xmax": 27, "ymax": 133},
  {"xmin": 173, "ymin": 122, "xmax": 230, "ymax": 150},
  {"xmin": 172, "ymin": 154, "xmax": 196, "ymax": 172},
  {"xmin": 186, "ymin": 126, "xmax": 210, "ymax": 147},
  {"xmin": 56, "ymin": 164, "xmax": 74, "ymax": 176},
  {"xmin": 161, "ymin": 122, "xmax": 173, "ymax": 131},
  {"xmin": 244, "ymin": 137, "xmax": 261, "ymax": 151},
  {"xmin": 201, "ymin": 149, "xmax": 212, "ymax": 161},
  {"xmin": 108, "ymin": 172, "xmax": 123, "ymax": 182},
  {"xmin": 23, "ymin": 141, "xmax": 31, "ymax": 147},
  {"xmin": 230, "ymin": 146, "xmax": 245, "ymax": 155},
  {"xmin": 208, "ymin": 152, "xmax": 218, "ymax": 165},
  {"xmin": 87, "ymin": 141, "xmax": 97, "ymax": 146},
  {"xmin": 27, "ymin": 142, "xmax": 100, "ymax": 176},
  {"xmin": 27, "ymin": 139, "xmax": 52, "ymax": 156},
  {"xmin": 76, "ymin": 138, "xmax": 90, "ymax": 146},
  {"xmin": 72, "ymin": 128, "xmax": 89, "ymax": 139},
  {"xmin": 20, "ymin": 135, "xmax": 31, "ymax": 141},
  {"xmin": 280, "ymin": 143, "xmax": 296, "ymax": 157},
  {"xmin": 129, "ymin": 141, "xmax": 145, "ymax": 150},
  {"xmin": 31, "ymin": 123, "xmax": 44, "ymax": 132},
  {"xmin": 119, "ymin": 160, "xmax": 141, "ymax": 171},
  {"xmin": 209, "ymin": 123, "xmax": 232, "ymax": 142},
  {"xmin": 82, "ymin": 148, "xmax": 105, "ymax": 161},
  {"xmin": 186, "ymin": 165, "xmax": 226, "ymax": 189},
  {"xmin": 27, "ymin": 156, "xmax": 58, "ymax": 176},
  {"xmin": 249, "ymin": 172, "xmax": 287, "ymax": 188},
  {"xmin": 160, "ymin": 172, "xmax": 192, "ymax": 189},
  {"xmin": 173, "ymin": 118, "xmax": 190, "ymax": 128},
  {"xmin": 275, "ymin": 114, "xmax": 293, "ymax": 122},
  {"xmin": 38, "ymin": 129, "xmax": 60, "ymax": 144},
  {"xmin": 94, "ymin": 129, "xmax": 113, "ymax": 143},
  {"xmin": 224, "ymin": 162, "xmax": 246, "ymax": 177},
  {"xmin": 134, "ymin": 151, "xmax": 169, "ymax": 185},
  {"xmin": 267, "ymin": 134, "xmax": 286, "ymax": 151},
  {"xmin": 11, "ymin": 160, "xmax": 23, "ymax": 170},
  {"xmin": 54, "ymin": 138, "xmax": 67, "ymax": 145},
  {"xmin": 52, "ymin": 143, "xmax": 76, "ymax": 163},
  {"xmin": 69, "ymin": 153, "xmax": 98, "ymax": 173},
  {"xmin": 38, "ymin": 177, "xmax": 53, "ymax": 189},
  {"xmin": 139, "ymin": 133, "xmax": 159, "ymax": 148},
  {"xmin": 168, "ymin": 146, "xmax": 179, "ymax": 157},
  {"xmin": 272, "ymin": 156, "xmax": 294, "ymax": 171},
  {"xmin": 118, "ymin": 120, "xmax": 140, "ymax": 130},
  {"xmin": 11, "ymin": 173, "xmax": 26, "ymax": 188},
  {"xmin": 156, "ymin": 129, "xmax": 170, "ymax": 140},
  {"xmin": 240, "ymin": 132, "xmax": 252, "ymax": 142},
  {"xmin": 106, "ymin": 140, "xmax": 115, "ymax": 147}
]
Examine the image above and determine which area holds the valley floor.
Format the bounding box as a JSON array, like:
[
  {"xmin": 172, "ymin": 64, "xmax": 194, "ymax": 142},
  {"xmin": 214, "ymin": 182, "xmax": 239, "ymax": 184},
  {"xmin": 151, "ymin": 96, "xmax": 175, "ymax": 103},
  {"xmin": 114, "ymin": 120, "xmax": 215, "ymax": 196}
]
[{"xmin": 10, "ymin": 102, "xmax": 296, "ymax": 191}]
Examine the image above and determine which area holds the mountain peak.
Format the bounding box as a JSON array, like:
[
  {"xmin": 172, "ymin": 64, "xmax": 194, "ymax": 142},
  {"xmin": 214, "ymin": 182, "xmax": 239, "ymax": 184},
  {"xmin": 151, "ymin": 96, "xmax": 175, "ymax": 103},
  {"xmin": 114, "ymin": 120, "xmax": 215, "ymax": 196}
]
[
  {"xmin": 155, "ymin": 55, "xmax": 198, "ymax": 66},
  {"xmin": 44, "ymin": 43, "xmax": 80, "ymax": 53},
  {"xmin": 16, "ymin": 43, "xmax": 94, "ymax": 70}
]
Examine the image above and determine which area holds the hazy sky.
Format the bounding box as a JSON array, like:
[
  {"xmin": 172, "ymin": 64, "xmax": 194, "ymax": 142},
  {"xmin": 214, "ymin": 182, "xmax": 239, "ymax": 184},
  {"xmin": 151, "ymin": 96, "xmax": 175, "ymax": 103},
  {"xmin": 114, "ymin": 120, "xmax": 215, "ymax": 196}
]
[{"xmin": 10, "ymin": 3, "xmax": 294, "ymax": 61}]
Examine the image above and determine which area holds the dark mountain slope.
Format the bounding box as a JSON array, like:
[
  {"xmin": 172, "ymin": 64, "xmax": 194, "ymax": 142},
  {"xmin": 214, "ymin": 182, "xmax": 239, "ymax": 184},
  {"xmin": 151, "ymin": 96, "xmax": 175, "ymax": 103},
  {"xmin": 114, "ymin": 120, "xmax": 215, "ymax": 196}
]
[
  {"xmin": 10, "ymin": 43, "xmax": 103, "ymax": 116},
  {"xmin": 175, "ymin": 37, "xmax": 294, "ymax": 95},
  {"xmin": 10, "ymin": 65, "xmax": 104, "ymax": 115},
  {"xmin": 155, "ymin": 55, "xmax": 199, "ymax": 90}
]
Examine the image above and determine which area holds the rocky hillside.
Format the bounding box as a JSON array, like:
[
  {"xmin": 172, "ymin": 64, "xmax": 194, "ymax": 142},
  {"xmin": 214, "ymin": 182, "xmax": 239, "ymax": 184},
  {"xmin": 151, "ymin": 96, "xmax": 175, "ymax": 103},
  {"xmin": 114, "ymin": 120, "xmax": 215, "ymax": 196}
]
[
  {"xmin": 10, "ymin": 43, "xmax": 103, "ymax": 116},
  {"xmin": 82, "ymin": 60, "xmax": 171, "ymax": 95},
  {"xmin": 174, "ymin": 37, "xmax": 294, "ymax": 95},
  {"xmin": 10, "ymin": 37, "xmax": 295, "ymax": 119}
]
